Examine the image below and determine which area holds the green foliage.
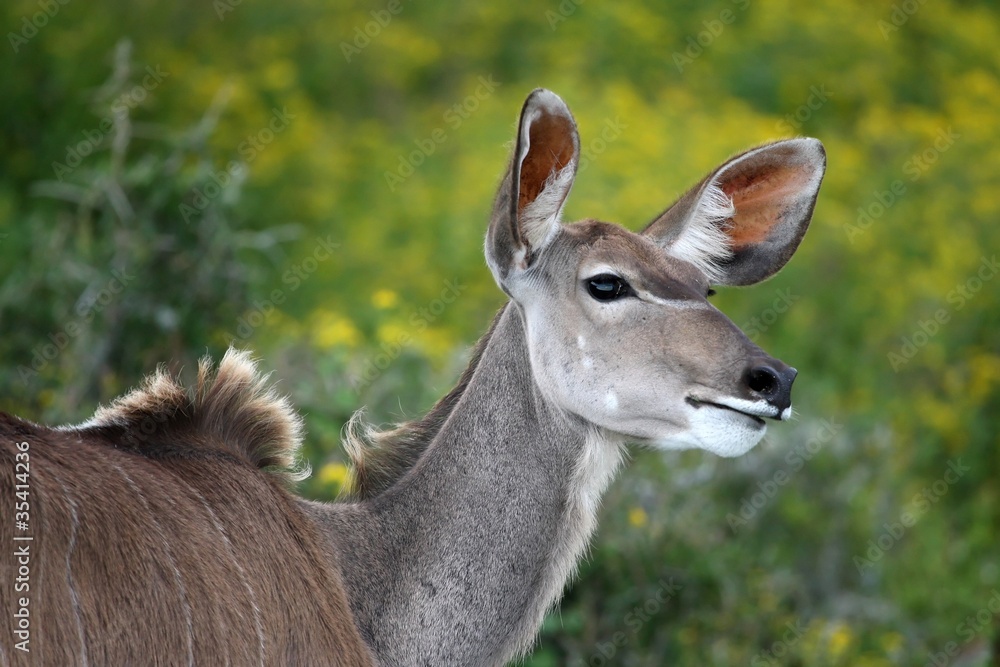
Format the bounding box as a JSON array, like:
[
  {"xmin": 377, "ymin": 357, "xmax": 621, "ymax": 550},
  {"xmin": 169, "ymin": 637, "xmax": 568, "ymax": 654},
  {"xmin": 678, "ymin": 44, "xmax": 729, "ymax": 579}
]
[{"xmin": 2, "ymin": 0, "xmax": 999, "ymax": 663}]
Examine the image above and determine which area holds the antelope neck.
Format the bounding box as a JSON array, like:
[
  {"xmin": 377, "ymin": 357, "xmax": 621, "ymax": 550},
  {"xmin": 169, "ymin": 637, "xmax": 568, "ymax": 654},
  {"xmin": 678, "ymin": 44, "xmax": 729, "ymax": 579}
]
[{"xmin": 328, "ymin": 303, "xmax": 624, "ymax": 664}]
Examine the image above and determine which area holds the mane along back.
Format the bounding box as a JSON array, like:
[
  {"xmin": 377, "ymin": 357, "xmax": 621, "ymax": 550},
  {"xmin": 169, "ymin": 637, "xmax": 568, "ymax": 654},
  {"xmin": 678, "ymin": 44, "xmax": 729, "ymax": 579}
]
[{"xmin": 70, "ymin": 348, "xmax": 307, "ymax": 484}]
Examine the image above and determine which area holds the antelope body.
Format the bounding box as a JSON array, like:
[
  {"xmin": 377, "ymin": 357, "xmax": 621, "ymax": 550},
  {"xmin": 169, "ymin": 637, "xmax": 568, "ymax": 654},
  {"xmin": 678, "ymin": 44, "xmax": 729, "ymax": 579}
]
[{"xmin": 0, "ymin": 89, "xmax": 824, "ymax": 666}]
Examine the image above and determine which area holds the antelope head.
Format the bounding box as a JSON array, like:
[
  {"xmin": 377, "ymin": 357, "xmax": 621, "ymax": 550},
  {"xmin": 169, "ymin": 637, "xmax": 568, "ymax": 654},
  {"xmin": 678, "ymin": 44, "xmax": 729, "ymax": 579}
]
[{"xmin": 486, "ymin": 89, "xmax": 825, "ymax": 456}]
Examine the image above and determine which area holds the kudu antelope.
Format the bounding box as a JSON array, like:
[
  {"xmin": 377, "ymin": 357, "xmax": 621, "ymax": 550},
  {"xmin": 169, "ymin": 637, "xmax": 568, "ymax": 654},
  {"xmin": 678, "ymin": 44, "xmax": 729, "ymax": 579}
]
[{"xmin": 0, "ymin": 89, "xmax": 825, "ymax": 665}]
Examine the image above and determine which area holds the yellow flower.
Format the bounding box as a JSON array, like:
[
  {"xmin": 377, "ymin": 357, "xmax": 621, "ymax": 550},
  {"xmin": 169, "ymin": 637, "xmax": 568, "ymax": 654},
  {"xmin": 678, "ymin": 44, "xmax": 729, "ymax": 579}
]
[
  {"xmin": 828, "ymin": 622, "xmax": 853, "ymax": 659},
  {"xmin": 969, "ymin": 353, "xmax": 1000, "ymax": 402},
  {"xmin": 628, "ymin": 506, "xmax": 648, "ymax": 528},
  {"xmin": 413, "ymin": 327, "xmax": 454, "ymax": 362},
  {"xmin": 262, "ymin": 59, "xmax": 297, "ymax": 91},
  {"xmin": 313, "ymin": 311, "xmax": 361, "ymax": 349},
  {"xmin": 372, "ymin": 289, "xmax": 398, "ymax": 309},
  {"xmin": 375, "ymin": 322, "xmax": 411, "ymax": 351},
  {"xmin": 318, "ymin": 462, "xmax": 349, "ymax": 488}
]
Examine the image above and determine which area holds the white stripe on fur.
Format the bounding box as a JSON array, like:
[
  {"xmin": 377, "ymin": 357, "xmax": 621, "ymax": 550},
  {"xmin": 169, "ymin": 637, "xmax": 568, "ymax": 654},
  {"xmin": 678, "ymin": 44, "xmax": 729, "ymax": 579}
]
[
  {"xmin": 186, "ymin": 483, "xmax": 267, "ymax": 667},
  {"xmin": 51, "ymin": 473, "xmax": 90, "ymax": 667},
  {"xmin": 114, "ymin": 462, "xmax": 196, "ymax": 667}
]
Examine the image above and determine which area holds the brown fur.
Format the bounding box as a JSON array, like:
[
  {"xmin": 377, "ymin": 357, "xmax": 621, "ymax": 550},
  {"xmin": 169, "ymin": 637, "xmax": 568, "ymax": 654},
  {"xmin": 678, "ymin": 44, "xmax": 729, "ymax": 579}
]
[{"xmin": 0, "ymin": 350, "xmax": 374, "ymax": 666}]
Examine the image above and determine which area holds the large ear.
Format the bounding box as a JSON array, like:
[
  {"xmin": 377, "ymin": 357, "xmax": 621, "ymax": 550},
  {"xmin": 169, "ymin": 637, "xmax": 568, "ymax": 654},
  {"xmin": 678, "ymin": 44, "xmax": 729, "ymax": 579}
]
[
  {"xmin": 642, "ymin": 138, "xmax": 826, "ymax": 286},
  {"xmin": 486, "ymin": 89, "xmax": 580, "ymax": 286}
]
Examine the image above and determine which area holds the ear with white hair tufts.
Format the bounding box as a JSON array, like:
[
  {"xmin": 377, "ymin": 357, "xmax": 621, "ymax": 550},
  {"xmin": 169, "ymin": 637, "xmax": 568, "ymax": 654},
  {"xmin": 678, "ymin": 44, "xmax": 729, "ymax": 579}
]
[
  {"xmin": 486, "ymin": 88, "xmax": 580, "ymax": 288},
  {"xmin": 643, "ymin": 138, "xmax": 826, "ymax": 286}
]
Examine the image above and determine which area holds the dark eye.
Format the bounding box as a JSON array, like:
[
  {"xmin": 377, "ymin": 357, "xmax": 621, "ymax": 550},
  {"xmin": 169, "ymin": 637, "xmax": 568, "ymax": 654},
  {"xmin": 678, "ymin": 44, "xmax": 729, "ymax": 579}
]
[{"xmin": 586, "ymin": 274, "xmax": 632, "ymax": 301}]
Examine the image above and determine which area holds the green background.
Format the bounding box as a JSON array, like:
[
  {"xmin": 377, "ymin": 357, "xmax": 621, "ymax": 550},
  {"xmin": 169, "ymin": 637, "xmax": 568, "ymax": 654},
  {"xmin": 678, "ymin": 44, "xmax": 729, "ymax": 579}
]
[{"xmin": 2, "ymin": 0, "xmax": 998, "ymax": 664}]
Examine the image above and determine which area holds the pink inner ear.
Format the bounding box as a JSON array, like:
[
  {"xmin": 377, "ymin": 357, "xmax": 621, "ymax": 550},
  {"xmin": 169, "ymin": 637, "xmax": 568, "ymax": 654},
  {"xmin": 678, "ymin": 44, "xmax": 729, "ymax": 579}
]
[
  {"xmin": 721, "ymin": 164, "xmax": 811, "ymax": 250},
  {"xmin": 518, "ymin": 114, "xmax": 576, "ymax": 214}
]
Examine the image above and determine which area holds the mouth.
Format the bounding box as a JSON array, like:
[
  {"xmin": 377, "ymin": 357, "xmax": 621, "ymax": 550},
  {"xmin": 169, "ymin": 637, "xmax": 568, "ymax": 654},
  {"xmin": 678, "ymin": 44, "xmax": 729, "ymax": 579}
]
[{"xmin": 686, "ymin": 395, "xmax": 788, "ymax": 426}]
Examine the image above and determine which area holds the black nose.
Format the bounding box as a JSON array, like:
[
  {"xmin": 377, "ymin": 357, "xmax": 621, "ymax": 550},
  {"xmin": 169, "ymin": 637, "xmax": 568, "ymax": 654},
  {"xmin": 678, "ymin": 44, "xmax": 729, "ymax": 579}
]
[{"xmin": 746, "ymin": 361, "xmax": 797, "ymax": 412}]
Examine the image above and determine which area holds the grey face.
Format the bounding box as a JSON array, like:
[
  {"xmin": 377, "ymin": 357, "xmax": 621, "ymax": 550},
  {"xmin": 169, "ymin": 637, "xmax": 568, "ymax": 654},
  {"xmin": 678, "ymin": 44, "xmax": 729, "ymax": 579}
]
[
  {"xmin": 515, "ymin": 221, "xmax": 796, "ymax": 456},
  {"xmin": 487, "ymin": 90, "xmax": 825, "ymax": 457}
]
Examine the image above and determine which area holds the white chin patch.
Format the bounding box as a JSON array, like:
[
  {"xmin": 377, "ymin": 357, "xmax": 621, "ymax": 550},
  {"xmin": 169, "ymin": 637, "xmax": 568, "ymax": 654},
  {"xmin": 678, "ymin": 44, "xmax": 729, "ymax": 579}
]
[{"xmin": 652, "ymin": 405, "xmax": 767, "ymax": 458}]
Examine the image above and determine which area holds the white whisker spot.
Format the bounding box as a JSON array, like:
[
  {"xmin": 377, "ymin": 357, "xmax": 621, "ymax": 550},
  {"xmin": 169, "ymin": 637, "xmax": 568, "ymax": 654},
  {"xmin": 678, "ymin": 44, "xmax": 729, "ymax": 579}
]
[
  {"xmin": 582, "ymin": 357, "xmax": 593, "ymax": 369},
  {"xmin": 604, "ymin": 391, "xmax": 618, "ymax": 411},
  {"xmin": 697, "ymin": 395, "xmax": 777, "ymax": 419},
  {"xmin": 576, "ymin": 335, "xmax": 586, "ymax": 349}
]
